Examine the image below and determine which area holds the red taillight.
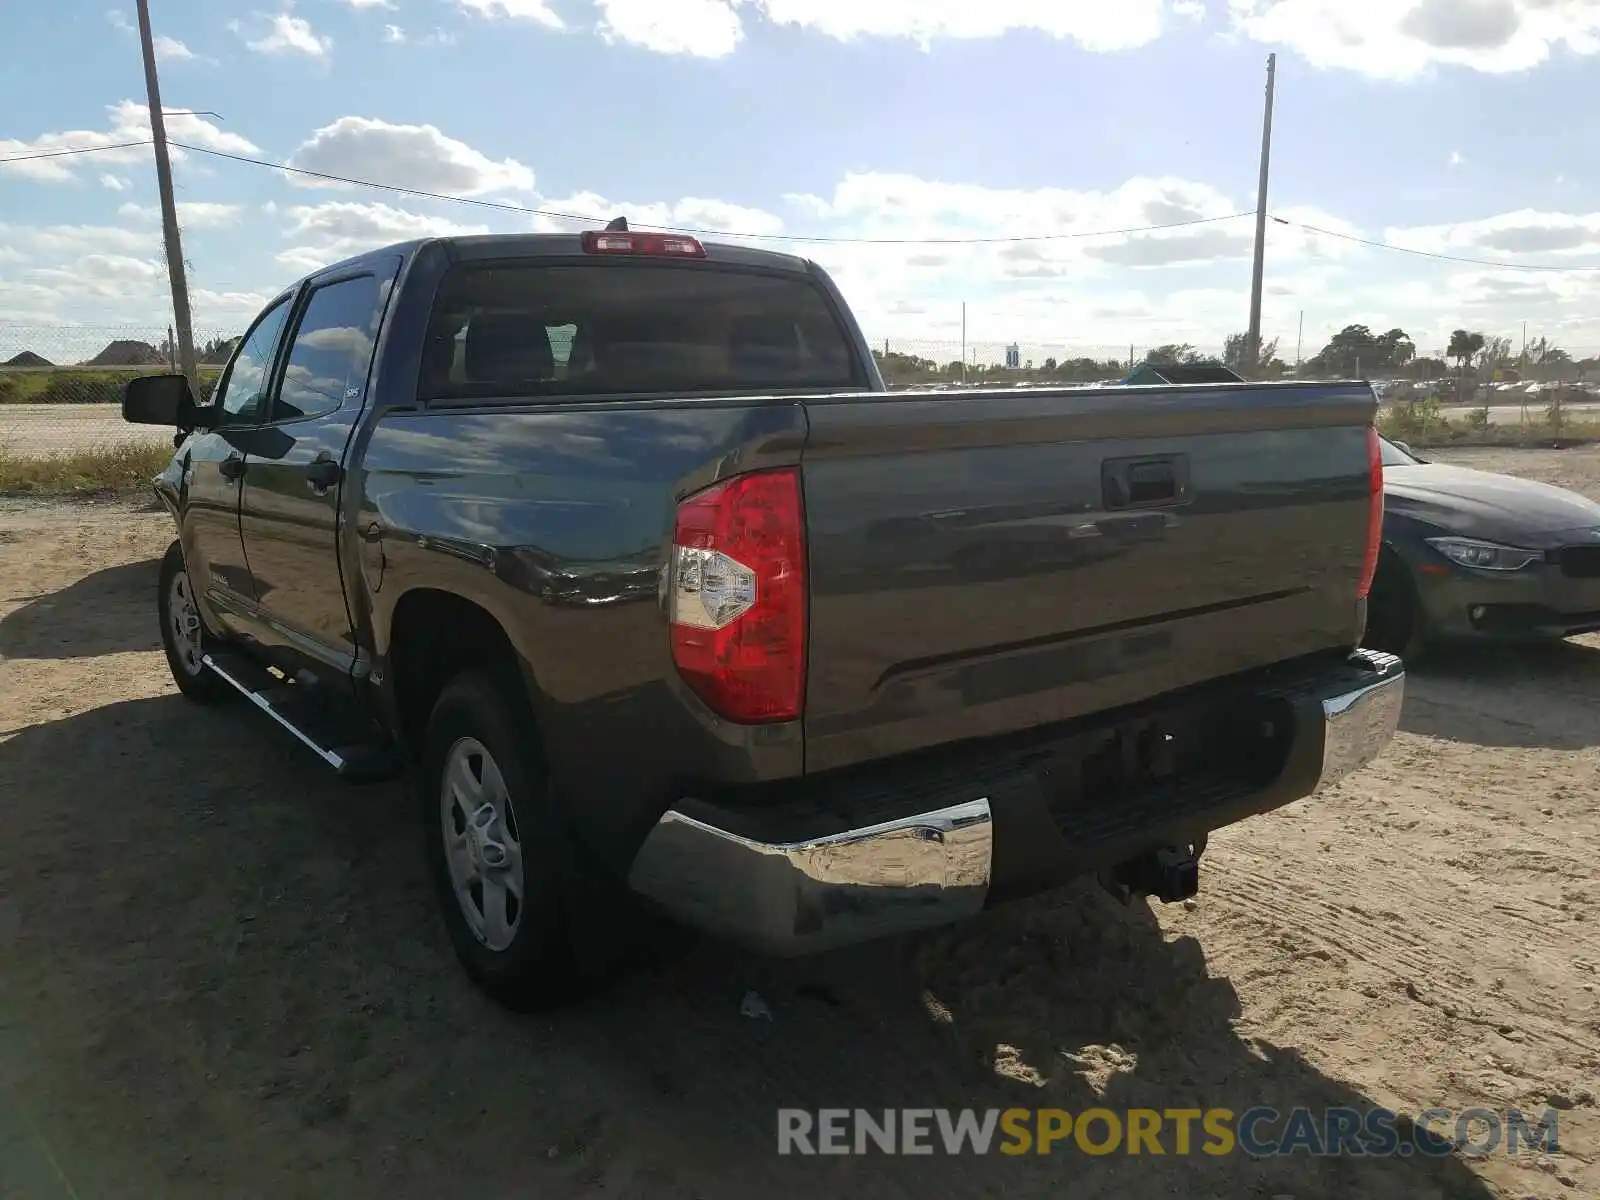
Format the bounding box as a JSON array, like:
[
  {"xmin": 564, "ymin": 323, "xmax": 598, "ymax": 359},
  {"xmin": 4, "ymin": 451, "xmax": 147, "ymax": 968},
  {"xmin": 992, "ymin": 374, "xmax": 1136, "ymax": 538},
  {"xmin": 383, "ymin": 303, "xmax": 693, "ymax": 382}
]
[
  {"xmin": 1357, "ymin": 425, "xmax": 1384, "ymax": 600},
  {"xmin": 669, "ymin": 468, "xmax": 806, "ymax": 723},
  {"xmin": 581, "ymin": 230, "xmax": 706, "ymax": 258}
]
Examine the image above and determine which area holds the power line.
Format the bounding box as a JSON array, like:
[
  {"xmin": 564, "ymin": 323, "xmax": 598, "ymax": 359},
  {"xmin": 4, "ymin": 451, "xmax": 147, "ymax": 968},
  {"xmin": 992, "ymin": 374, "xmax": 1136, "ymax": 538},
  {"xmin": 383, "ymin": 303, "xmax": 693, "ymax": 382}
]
[
  {"xmin": 169, "ymin": 140, "xmax": 1253, "ymax": 245},
  {"xmin": 12, "ymin": 137, "xmax": 1600, "ymax": 269},
  {"xmin": 0, "ymin": 139, "xmax": 153, "ymax": 164},
  {"xmin": 1273, "ymin": 215, "xmax": 1600, "ymax": 273}
]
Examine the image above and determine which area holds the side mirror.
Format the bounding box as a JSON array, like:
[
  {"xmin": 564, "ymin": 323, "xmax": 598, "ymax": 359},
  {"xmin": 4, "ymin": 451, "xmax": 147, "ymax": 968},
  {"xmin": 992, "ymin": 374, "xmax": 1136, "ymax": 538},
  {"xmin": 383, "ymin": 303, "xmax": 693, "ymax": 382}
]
[{"xmin": 123, "ymin": 373, "xmax": 199, "ymax": 427}]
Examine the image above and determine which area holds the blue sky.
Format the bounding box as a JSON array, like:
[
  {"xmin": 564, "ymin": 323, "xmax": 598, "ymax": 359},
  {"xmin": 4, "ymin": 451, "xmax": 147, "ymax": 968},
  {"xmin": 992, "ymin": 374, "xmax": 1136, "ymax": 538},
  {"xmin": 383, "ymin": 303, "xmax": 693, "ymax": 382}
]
[{"xmin": 5, "ymin": 0, "xmax": 1600, "ymax": 363}]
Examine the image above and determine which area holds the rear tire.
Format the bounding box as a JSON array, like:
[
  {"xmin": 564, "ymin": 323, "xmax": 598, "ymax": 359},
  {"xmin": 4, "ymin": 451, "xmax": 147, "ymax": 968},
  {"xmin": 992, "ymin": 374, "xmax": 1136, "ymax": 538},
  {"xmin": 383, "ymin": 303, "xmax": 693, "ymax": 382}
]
[
  {"xmin": 157, "ymin": 540, "xmax": 231, "ymax": 705},
  {"xmin": 1364, "ymin": 548, "xmax": 1426, "ymax": 660},
  {"xmin": 421, "ymin": 669, "xmax": 647, "ymax": 1011}
]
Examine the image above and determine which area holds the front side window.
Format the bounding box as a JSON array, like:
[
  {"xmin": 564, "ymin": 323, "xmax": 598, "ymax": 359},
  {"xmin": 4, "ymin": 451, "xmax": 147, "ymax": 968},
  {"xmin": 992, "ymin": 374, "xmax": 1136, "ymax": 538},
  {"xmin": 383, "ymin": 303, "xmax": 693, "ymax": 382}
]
[
  {"xmin": 214, "ymin": 296, "xmax": 292, "ymax": 425},
  {"xmin": 273, "ymin": 275, "xmax": 384, "ymax": 422}
]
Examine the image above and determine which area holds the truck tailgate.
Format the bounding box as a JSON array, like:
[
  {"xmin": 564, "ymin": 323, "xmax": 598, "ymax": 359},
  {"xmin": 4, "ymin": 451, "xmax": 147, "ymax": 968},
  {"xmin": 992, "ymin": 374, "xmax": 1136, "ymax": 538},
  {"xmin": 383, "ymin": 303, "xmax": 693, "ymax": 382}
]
[{"xmin": 798, "ymin": 383, "xmax": 1377, "ymax": 773}]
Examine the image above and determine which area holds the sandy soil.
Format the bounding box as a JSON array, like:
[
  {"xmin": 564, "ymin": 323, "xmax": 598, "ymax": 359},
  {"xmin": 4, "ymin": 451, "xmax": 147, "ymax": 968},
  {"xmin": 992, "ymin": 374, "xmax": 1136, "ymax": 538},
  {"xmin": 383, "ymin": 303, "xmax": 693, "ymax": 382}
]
[{"xmin": 0, "ymin": 446, "xmax": 1597, "ymax": 1199}]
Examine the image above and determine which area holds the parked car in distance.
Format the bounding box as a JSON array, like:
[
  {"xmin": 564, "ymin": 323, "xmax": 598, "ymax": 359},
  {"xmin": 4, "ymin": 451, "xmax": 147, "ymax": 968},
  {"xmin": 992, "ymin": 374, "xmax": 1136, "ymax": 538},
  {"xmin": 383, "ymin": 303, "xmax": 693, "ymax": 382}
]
[
  {"xmin": 122, "ymin": 225, "xmax": 1404, "ymax": 1010},
  {"xmin": 1365, "ymin": 435, "xmax": 1600, "ymax": 656}
]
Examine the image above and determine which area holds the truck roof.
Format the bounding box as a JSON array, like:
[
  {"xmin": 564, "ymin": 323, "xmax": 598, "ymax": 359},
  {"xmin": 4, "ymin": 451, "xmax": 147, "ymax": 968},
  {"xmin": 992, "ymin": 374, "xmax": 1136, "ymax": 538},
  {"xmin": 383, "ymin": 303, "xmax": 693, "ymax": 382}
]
[{"xmin": 305, "ymin": 232, "xmax": 815, "ymax": 285}]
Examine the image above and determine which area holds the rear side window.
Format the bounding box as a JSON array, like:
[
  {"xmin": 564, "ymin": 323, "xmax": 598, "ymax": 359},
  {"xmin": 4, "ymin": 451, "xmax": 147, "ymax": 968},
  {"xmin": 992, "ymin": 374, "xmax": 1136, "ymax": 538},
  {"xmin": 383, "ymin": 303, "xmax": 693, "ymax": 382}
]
[{"xmin": 418, "ymin": 262, "xmax": 859, "ymax": 400}]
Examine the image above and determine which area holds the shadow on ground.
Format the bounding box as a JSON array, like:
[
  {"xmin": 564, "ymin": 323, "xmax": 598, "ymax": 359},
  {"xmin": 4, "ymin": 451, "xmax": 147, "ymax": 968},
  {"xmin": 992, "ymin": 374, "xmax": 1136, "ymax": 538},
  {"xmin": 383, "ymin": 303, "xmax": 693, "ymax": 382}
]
[
  {"xmin": 0, "ymin": 558, "xmax": 160, "ymax": 659},
  {"xmin": 0, "ymin": 691, "xmax": 1501, "ymax": 1200},
  {"xmin": 1399, "ymin": 638, "xmax": 1600, "ymax": 750}
]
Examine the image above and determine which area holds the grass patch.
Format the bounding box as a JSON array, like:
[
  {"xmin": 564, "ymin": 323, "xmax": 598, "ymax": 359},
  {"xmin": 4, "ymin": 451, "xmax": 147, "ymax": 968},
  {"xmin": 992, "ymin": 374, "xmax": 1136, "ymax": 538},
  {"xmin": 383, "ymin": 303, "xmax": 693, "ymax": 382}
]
[
  {"xmin": 0, "ymin": 442, "xmax": 173, "ymax": 496},
  {"xmin": 1378, "ymin": 401, "xmax": 1600, "ymax": 449},
  {"xmin": 0, "ymin": 369, "xmax": 220, "ymax": 406}
]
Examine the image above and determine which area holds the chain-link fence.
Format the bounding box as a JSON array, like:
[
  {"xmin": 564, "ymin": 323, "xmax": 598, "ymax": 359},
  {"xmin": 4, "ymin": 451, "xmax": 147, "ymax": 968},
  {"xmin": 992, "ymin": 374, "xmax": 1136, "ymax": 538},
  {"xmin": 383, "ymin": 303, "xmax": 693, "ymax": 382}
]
[
  {"xmin": 5, "ymin": 324, "xmax": 1600, "ymax": 464},
  {"xmin": 0, "ymin": 326, "xmax": 239, "ymax": 462}
]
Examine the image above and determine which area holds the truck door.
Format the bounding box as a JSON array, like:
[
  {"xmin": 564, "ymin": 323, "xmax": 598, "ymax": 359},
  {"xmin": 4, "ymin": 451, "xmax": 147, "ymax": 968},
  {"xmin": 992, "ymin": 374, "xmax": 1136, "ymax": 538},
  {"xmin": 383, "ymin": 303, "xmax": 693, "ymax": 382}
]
[
  {"xmin": 236, "ymin": 265, "xmax": 395, "ymax": 686},
  {"xmin": 179, "ymin": 292, "xmax": 294, "ymax": 636}
]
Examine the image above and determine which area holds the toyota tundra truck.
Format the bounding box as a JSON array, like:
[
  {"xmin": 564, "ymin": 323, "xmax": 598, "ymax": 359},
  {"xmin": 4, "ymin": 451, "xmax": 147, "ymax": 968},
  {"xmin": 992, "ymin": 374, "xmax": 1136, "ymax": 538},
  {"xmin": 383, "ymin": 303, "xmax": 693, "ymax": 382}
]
[{"xmin": 122, "ymin": 224, "xmax": 1405, "ymax": 1010}]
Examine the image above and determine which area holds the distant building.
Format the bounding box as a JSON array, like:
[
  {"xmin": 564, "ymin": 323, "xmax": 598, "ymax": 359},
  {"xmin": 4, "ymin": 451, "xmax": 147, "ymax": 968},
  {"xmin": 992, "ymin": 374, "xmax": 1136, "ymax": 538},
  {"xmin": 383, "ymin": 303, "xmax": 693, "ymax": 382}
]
[{"xmin": 1005, "ymin": 343, "xmax": 1021, "ymax": 369}]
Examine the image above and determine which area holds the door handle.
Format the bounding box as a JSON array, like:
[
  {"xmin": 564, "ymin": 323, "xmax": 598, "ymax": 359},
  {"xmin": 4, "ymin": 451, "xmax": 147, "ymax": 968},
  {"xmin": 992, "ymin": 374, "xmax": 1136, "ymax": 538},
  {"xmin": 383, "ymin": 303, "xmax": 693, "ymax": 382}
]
[
  {"xmin": 304, "ymin": 456, "xmax": 341, "ymax": 492},
  {"xmin": 1102, "ymin": 454, "xmax": 1189, "ymax": 509},
  {"xmin": 219, "ymin": 454, "xmax": 246, "ymax": 482}
]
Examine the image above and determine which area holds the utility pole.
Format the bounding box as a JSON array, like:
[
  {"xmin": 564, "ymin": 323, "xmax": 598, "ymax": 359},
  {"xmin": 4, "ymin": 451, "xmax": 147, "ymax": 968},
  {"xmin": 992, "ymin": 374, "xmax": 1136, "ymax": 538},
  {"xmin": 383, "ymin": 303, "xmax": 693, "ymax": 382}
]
[
  {"xmin": 135, "ymin": 0, "xmax": 199, "ymax": 392},
  {"xmin": 1246, "ymin": 53, "xmax": 1277, "ymax": 377},
  {"xmin": 960, "ymin": 302, "xmax": 967, "ymax": 385},
  {"xmin": 1295, "ymin": 310, "xmax": 1304, "ymax": 372}
]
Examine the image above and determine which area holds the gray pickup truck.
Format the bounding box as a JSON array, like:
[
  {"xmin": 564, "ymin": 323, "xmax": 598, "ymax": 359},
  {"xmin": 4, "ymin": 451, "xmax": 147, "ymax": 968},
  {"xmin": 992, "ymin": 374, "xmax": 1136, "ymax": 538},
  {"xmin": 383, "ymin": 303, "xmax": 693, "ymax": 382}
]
[{"xmin": 124, "ymin": 225, "xmax": 1405, "ymax": 1010}]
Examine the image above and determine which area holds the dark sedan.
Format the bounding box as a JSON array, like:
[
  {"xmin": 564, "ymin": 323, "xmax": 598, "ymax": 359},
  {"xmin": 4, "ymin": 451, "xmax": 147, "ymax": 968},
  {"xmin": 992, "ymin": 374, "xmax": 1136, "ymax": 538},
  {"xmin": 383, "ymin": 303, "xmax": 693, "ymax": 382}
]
[{"xmin": 1365, "ymin": 436, "xmax": 1600, "ymax": 655}]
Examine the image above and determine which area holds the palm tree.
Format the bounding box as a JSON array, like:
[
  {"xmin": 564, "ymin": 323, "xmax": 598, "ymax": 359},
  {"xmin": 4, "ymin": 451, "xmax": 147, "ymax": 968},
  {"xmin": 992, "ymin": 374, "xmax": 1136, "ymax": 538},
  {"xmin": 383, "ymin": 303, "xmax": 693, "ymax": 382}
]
[{"xmin": 1446, "ymin": 330, "xmax": 1485, "ymax": 402}]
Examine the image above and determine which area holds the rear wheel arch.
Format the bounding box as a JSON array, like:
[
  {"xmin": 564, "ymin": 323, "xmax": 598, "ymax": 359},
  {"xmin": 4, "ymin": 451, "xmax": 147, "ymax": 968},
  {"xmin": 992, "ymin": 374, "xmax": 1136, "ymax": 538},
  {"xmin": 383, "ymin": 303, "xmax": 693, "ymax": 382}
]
[{"xmin": 385, "ymin": 587, "xmax": 542, "ymax": 758}]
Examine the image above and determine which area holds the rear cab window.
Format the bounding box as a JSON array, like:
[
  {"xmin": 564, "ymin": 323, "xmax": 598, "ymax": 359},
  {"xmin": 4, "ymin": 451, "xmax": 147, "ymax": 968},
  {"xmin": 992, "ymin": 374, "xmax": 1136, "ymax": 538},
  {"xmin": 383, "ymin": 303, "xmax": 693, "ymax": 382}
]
[{"xmin": 418, "ymin": 260, "xmax": 861, "ymax": 401}]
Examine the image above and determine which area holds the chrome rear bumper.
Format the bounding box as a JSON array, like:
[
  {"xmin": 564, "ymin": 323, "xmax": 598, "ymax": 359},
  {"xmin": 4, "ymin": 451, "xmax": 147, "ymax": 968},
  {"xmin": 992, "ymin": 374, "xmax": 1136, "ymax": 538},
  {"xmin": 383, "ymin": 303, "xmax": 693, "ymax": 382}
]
[
  {"xmin": 626, "ymin": 799, "xmax": 993, "ymax": 956},
  {"xmin": 1313, "ymin": 648, "xmax": 1405, "ymax": 792},
  {"xmin": 628, "ymin": 650, "xmax": 1404, "ymax": 956}
]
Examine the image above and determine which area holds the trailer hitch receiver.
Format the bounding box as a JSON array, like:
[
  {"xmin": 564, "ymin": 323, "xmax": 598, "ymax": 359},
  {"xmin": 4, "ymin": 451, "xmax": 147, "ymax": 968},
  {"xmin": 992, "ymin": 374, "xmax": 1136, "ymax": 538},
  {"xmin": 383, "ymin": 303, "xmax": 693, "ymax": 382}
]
[{"xmin": 1100, "ymin": 843, "xmax": 1202, "ymax": 906}]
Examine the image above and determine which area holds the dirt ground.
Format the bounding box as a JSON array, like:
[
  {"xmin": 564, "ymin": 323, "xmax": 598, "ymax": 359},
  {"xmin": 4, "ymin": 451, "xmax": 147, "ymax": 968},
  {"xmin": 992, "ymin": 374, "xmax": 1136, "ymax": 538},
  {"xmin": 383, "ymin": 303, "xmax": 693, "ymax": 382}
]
[{"xmin": 0, "ymin": 445, "xmax": 1596, "ymax": 1200}]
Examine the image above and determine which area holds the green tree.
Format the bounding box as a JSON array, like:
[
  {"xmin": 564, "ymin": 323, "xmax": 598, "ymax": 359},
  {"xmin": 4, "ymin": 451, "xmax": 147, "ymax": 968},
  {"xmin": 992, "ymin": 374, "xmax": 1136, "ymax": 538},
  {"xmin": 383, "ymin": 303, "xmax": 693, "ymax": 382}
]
[
  {"xmin": 1222, "ymin": 332, "xmax": 1284, "ymax": 376},
  {"xmin": 1478, "ymin": 335, "xmax": 1513, "ymax": 380},
  {"xmin": 1305, "ymin": 325, "xmax": 1415, "ymax": 377},
  {"xmin": 1446, "ymin": 329, "xmax": 1485, "ymax": 372},
  {"xmin": 1376, "ymin": 328, "xmax": 1415, "ymax": 369},
  {"xmin": 1144, "ymin": 343, "xmax": 1205, "ymax": 366},
  {"xmin": 199, "ymin": 335, "xmax": 240, "ymax": 364}
]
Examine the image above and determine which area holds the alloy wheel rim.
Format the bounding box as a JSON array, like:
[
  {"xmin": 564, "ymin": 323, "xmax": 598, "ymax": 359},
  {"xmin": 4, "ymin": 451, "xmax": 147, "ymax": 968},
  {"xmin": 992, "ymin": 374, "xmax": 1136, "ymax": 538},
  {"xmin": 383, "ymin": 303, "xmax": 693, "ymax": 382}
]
[{"xmin": 439, "ymin": 736, "xmax": 525, "ymax": 952}]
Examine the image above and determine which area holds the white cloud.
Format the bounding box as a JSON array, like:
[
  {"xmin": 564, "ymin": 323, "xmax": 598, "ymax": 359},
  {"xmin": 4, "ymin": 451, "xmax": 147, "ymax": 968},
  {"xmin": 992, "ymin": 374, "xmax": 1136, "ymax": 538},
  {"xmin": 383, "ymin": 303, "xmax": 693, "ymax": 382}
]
[
  {"xmin": 1387, "ymin": 209, "xmax": 1600, "ymax": 258},
  {"xmin": 3, "ymin": 222, "xmax": 157, "ymax": 259},
  {"xmin": 593, "ymin": 0, "xmax": 743, "ymax": 54},
  {"xmin": 288, "ymin": 116, "xmax": 536, "ymax": 194},
  {"xmin": 456, "ymin": 0, "xmax": 566, "ymax": 26},
  {"xmin": 100, "ymin": 174, "xmax": 130, "ymax": 191},
  {"xmin": 0, "ymin": 101, "xmax": 257, "ymax": 183},
  {"xmin": 276, "ymin": 200, "xmax": 493, "ymax": 272},
  {"xmin": 242, "ymin": 13, "xmax": 333, "ymax": 57},
  {"xmin": 383, "ymin": 23, "xmax": 458, "ymax": 44},
  {"xmin": 192, "ymin": 287, "xmax": 275, "ymax": 316},
  {"xmin": 590, "ymin": 0, "xmax": 1174, "ymax": 57},
  {"xmin": 754, "ymin": 0, "xmax": 1170, "ymax": 51},
  {"xmin": 1449, "ymin": 150, "xmax": 1465, "ymax": 166},
  {"xmin": 562, "ymin": 0, "xmax": 1600, "ymax": 77},
  {"xmin": 1226, "ymin": 0, "xmax": 1600, "ymax": 78},
  {"xmin": 154, "ymin": 34, "xmax": 197, "ymax": 60},
  {"xmin": 106, "ymin": 11, "xmax": 206, "ymax": 61},
  {"xmin": 117, "ymin": 201, "xmax": 245, "ymax": 229},
  {"xmin": 785, "ymin": 172, "xmax": 1278, "ymax": 278},
  {"xmin": 343, "ymin": 0, "xmax": 395, "ymax": 7},
  {"xmin": 530, "ymin": 190, "xmax": 786, "ymax": 236}
]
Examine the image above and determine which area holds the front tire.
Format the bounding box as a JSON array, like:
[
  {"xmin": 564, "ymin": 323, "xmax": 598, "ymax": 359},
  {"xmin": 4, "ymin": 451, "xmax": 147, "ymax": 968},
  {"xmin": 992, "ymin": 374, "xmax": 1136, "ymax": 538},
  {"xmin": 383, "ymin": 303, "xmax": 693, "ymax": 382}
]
[
  {"xmin": 157, "ymin": 540, "xmax": 231, "ymax": 704},
  {"xmin": 1364, "ymin": 548, "xmax": 1427, "ymax": 660},
  {"xmin": 421, "ymin": 670, "xmax": 643, "ymax": 1011}
]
